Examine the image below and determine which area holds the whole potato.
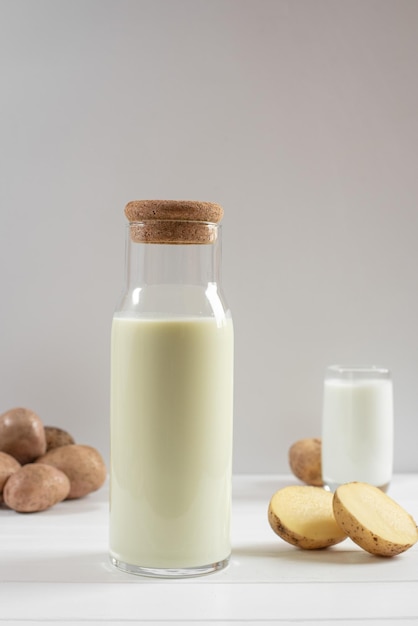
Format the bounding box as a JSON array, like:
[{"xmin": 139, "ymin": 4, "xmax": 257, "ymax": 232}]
[
  {"xmin": 3, "ymin": 463, "xmax": 70, "ymax": 513},
  {"xmin": 0, "ymin": 451, "xmax": 21, "ymax": 502},
  {"xmin": 0, "ymin": 407, "xmax": 47, "ymax": 464},
  {"xmin": 44, "ymin": 426, "xmax": 75, "ymax": 451},
  {"xmin": 288, "ymin": 437, "xmax": 323, "ymax": 487},
  {"xmin": 36, "ymin": 444, "xmax": 106, "ymax": 499}
]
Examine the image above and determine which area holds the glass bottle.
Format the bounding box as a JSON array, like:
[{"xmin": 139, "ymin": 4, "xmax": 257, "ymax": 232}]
[{"xmin": 109, "ymin": 200, "xmax": 234, "ymax": 578}]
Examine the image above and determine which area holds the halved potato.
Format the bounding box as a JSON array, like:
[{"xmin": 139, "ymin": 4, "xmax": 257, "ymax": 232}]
[
  {"xmin": 333, "ymin": 482, "xmax": 418, "ymax": 557},
  {"xmin": 268, "ymin": 485, "xmax": 347, "ymax": 549}
]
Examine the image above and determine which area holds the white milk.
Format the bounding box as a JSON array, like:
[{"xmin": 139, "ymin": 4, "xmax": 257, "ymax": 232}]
[
  {"xmin": 322, "ymin": 378, "xmax": 393, "ymax": 491},
  {"xmin": 109, "ymin": 315, "xmax": 234, "ymax": 572}
]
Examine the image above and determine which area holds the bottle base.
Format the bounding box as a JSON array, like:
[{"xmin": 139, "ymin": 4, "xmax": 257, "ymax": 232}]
[
  {"xmin": 110, "ymin": 554, "xmax": 230, "ymax": 579},
  {"xmin": 324, "ymin": 480, "xmax": 390, "ymax": 493}
]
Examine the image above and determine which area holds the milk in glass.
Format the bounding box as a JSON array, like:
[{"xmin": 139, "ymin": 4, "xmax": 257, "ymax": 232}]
[{"xmin": 322, "ymin": 366, "xmax": 393, "ymax": 492}]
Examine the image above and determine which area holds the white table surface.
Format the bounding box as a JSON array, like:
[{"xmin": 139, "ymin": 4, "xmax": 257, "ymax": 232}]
[{"xmin": 1, "ymin": 474, "xmax": 417, "ymax": 625}]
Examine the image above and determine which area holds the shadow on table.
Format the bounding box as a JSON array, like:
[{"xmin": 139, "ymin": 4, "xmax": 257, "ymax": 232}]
[
  {"xmin": 232, "ymin": 542, "xmax": 379, "ymax": 565},
  {"xmin": 0, "ymin": 551, "xmax": 146, "ymax": 584}
]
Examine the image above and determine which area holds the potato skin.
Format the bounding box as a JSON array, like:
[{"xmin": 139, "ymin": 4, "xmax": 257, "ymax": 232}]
[
  {"xmin": 35, "ymin": 444, "xmax": 106, "ymax": 499},
  {"xmin": 3, "ymin": 463, "xmax": 70, "ymax": 513},
  {"xmin": 0, "ymin": 407, "xmax": 47, "ymax": 464},
  {"xmin": 288, "ymin": 438, "xmax": 323, "ymax": 486},
  {"xmin": 44, "ymin": 426, "xmax": 75, "ymax": 451},
  {"xmin": 0, "ymin": 452, "xmax": 21, "ymax": 502}
]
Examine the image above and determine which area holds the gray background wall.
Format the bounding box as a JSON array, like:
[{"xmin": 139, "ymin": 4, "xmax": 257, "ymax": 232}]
[{"xmin": 1, "ymin": 0, "xmax": 417, "ymax": 474}]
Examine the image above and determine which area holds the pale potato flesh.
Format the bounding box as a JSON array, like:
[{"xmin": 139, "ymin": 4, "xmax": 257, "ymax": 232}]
[
  {"xmin": 333, "ymin": 482, "xmax": 418, "ymax": 557},
  {"xmin": 268, "ymin": 485, "xmax": 347, "ymax": 549}
]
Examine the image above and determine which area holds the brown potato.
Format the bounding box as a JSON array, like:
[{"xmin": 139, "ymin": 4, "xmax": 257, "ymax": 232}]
[
  {"xmin": 268, "ymin": 485, "xmax": 347, "ymax": 549},
  {"xmin": 288, "ymin": 437, "xmax": 323, "ymax": 486},
  {"xmin": 3, "ymin": 463, "xmax": 70, "ymax": 513},
  {"xmin": 333, "ymin": 482, "xmax": 418, "ymax": 557},
  {"xmin": 36, "ymin": 444, "xmax": 106, "ymax": 499},
  {"xmin": 44, "ymin": 426, "xmax": 75, "ymax": 451},
  {"xmin": 0, "ymin": 407, "xmax": 47, "ymax": 464},
  {"xmin": 0, "ymin": 451, "xmax": 21, "ymax": 502}
]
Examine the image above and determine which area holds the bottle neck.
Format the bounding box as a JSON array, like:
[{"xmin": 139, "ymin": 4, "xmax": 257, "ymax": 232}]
[{"xmin": 125, "ymin": 224, "xmax": 222, "ymax": 289}]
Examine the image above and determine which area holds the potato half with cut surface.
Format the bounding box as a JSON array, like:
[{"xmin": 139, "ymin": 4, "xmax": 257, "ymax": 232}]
[
  {"xmin": 288, "ymin": 437, "xmax": 323, "ymax": 486},
  {"xmin": 333, "ymin": 482, "xmax": 418, "ymax": 557},
  {"xmin": 268, "ymin": 485, "xmax": 347, "ymax": 549}
]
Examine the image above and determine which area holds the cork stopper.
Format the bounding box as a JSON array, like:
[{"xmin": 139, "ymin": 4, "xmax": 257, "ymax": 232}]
[{"xmin": 124, "ymin": 199, "xmax": 224, "ymax": 244}]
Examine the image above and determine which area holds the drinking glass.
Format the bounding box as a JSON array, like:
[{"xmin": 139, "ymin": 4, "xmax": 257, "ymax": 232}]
[{"xmin": 321, "ymin": 365, "xmax": 393, "ymax": 492}]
